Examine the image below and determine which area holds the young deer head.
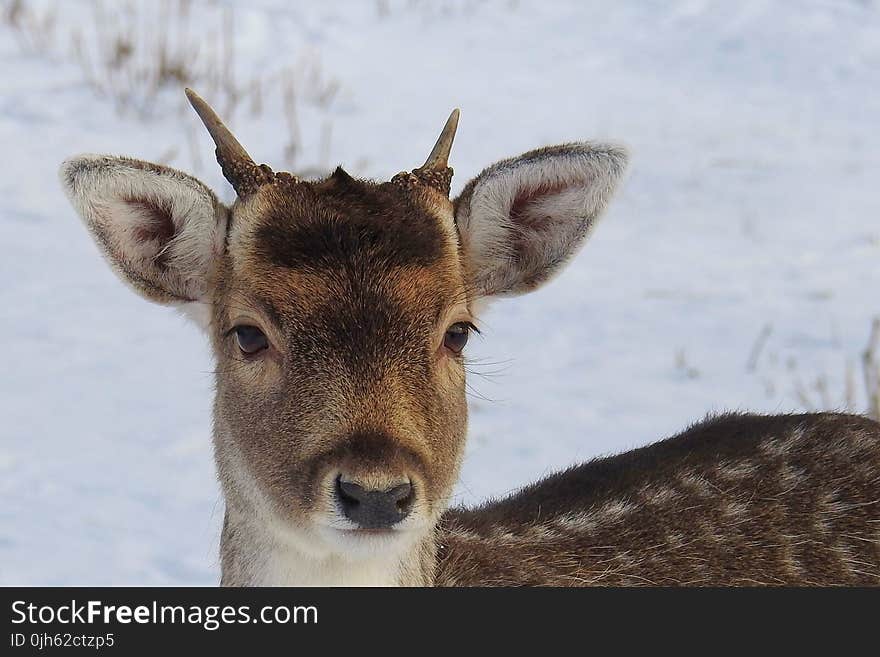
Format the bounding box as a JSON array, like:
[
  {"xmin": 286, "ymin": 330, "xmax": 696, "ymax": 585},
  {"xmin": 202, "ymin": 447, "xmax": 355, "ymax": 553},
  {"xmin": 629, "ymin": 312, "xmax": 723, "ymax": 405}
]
[{"xmin": 60, "ymin": 89, "xmax": 628, "ymax": 585}]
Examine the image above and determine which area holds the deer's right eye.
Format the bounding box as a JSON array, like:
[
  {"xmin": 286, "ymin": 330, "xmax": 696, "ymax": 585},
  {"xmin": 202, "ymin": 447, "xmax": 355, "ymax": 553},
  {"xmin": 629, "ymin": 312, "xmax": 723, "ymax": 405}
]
[{"xmin": 233, "ymin": 325, "xmax": 269, "ymax": 356}]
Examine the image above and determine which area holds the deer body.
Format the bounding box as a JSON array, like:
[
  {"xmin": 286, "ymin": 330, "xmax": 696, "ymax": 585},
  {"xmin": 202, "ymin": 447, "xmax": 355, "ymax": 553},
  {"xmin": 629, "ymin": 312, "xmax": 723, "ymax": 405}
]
[
  {"xmin": 438, "ymin": 412, "xmax": 880, "ymax": 586},
  {"xmin": 61, "ymin": 89, "xmax": 880, "ymax": 586}
]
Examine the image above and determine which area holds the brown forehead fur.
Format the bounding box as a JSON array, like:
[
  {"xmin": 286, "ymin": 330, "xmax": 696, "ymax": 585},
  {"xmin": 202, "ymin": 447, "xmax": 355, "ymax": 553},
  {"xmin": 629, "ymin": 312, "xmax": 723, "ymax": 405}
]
[
  {"xmin": 250, "ymin": 168, "xmax": 453, "ymax": 270},
  {"xmin": 215, "ymin": 168, "xmax": 466, "ymax": 350}
]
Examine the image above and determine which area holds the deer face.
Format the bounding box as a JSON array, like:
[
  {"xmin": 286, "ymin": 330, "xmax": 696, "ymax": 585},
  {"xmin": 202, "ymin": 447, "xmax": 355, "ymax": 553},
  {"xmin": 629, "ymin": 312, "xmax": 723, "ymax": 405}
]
[
  {"xmin": 60, "ymin": 90, "xmax": 628, "ymax": 562},
  {"xmin": 210, "ymin": 173, "xmax": 470, "ymax": 557}
]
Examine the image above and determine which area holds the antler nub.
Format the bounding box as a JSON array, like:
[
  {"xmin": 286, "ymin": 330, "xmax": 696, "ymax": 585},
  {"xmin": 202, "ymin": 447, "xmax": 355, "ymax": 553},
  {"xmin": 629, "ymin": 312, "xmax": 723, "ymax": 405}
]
[
  {"xmin": 420, "ymin": 109, "xmax": 460, "ymax": 171},
  {"xmin": 405, "ymin": 109, "xmax": 460, "ymax": 196},
  {"xmin": 185, "ymin": 87, "xmax": 276, "ymax": 197}
]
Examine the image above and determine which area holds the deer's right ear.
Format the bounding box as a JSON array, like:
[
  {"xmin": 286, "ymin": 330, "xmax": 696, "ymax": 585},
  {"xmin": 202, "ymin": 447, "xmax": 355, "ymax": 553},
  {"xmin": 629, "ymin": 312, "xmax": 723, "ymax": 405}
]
[{"xmin": 60, "ymin": 155, "xmax": 228, "ymax": 316}]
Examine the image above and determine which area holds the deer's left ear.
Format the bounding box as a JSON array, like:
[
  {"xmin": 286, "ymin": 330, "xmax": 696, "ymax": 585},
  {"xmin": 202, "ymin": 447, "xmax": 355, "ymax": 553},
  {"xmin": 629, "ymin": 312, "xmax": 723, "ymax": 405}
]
[{"xmin": 454, "ymin": 143, "xmax": 628, "ymax": 299}]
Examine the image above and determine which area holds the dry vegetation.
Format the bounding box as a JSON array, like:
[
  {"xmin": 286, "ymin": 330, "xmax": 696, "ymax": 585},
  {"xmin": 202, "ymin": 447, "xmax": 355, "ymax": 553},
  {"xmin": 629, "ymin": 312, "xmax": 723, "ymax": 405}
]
[
  {"xmin": 2, "ymin": 0, "xmax": 342, "ymax": 174},
  {"xmin": 860, "ymin": 318, "xmax": 879, "ymax": 420},
  {"xmin": 746, "ymin": 318, "xmax": 880, "ymax": 421}
]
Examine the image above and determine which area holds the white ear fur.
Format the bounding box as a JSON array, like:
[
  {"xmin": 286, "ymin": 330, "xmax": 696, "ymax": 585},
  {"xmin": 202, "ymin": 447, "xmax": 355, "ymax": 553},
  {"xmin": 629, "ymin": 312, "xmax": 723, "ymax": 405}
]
[
  {"xmin": 60, "ymin": 155, "xmax": 228, "ymax": 326},
  {"xmin": 454, "ymin": 143, "xmax": 628, "ymax": 298}
]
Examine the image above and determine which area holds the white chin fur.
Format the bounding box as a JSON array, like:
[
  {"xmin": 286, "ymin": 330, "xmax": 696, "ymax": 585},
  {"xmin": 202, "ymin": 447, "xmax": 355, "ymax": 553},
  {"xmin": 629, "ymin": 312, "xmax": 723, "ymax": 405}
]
[
  {"xmin": 249, "ymin": 519, "xmax": 423, "ymax": 587},
  {"xmin": 314, "ymin": 524, "xmax": 422, "ymax": 561}
]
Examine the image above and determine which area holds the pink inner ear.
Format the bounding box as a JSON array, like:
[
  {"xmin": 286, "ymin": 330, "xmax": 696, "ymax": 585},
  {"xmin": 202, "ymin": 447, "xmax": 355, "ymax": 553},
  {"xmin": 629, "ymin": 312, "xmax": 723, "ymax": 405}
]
[
  {"xmin": 124, "ymin": 197, "xmax": 176, "ymax": 269},
  {"xmin": 125, "ymin": 197, "xmax": 175, "ymax": 246},
  {"xmin": 509, "ymin": 182, "xmax": 571, "ymax": 229}
]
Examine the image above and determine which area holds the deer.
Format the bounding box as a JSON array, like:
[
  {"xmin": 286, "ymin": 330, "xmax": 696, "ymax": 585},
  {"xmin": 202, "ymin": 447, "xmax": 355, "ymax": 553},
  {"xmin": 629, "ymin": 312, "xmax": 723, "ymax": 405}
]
[{"xmin": 59, "ymin": 89, "xmax": 880, "ymax": 586}]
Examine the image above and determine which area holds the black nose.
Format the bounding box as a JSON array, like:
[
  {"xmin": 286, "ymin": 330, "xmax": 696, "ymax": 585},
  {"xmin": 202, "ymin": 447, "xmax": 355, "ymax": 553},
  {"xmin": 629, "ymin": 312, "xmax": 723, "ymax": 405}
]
[{"xmin": 335, "ymin": 477, "xmax": 414, "ymax": 529}]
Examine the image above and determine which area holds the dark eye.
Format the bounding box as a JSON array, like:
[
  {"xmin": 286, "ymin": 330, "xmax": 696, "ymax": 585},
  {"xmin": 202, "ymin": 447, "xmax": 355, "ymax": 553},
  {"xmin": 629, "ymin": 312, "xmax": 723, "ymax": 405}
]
[
  {"xmin": 233, "ymin": 325, "xmax": 269, "ymax": 356},
  {"xmin": 443, "ymin": 322, "xmax": 474, "ymax": 355}
]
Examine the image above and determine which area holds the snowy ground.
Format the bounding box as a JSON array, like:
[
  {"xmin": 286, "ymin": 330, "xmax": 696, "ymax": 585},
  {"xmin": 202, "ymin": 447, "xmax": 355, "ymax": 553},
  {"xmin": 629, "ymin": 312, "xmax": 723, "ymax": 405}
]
[{"xmin": 1, "ymin": 0, "xmax": 879, "ymax": 584}]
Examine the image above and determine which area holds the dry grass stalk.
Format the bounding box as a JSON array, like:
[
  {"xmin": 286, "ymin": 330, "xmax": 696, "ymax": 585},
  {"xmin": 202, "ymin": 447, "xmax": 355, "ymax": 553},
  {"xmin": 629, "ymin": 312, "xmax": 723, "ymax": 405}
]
[{"xmin": 3, "ymin": 0, "xmax": 344, "ymax": 175}]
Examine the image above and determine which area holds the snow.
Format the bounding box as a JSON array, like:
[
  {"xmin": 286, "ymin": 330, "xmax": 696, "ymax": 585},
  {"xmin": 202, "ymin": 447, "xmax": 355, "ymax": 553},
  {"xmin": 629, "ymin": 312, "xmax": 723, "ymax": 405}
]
[{"xmin": 2, "ymin": 0, "xmax": 879, "ymax": 584}]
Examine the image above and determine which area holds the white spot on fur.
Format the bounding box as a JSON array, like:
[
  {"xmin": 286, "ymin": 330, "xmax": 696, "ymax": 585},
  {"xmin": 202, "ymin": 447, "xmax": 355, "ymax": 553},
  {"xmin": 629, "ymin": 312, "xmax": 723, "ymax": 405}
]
[
  {"xmin": 779, "ymin": 463, "xmax": 805, "ymax": 492},
  {"xmin": 524, "ymin": 523, "xmax": 564, "ymax": 541},
  {"xmin": 639, "ymin": 484, "xmax": 681, "ymax": 506},
  {"xmin": 553, "ymin": 511, "xmax": 599, "ymax": 534},
  {"xmin": 696, "ymin": 519, "xmax": 725, "ymax": 544},
  {"xmin": 721, "ymin": 499, "xmax": 749, "ymax": 519},
  {"xmin": 678, "ymin": 472, "xmax": 712, "ymax": 496},
  {"xmin": 759, "ymin": 437, "xmax": 789, "ymax": 459},
  {"xmin": 715, "ymin": 460, "xmax": 758, "ymax": 480}
]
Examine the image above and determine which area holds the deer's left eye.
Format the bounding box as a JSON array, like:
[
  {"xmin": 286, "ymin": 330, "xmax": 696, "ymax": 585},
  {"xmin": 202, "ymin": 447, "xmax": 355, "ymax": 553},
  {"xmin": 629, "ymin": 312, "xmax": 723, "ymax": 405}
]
[
  {"xmin": 234, "ymin": 325, "xmax": 269, "ymax": 355},
  {"xmin": 443, "ymin": 322, "xmax": 475, "ymax": 355}
]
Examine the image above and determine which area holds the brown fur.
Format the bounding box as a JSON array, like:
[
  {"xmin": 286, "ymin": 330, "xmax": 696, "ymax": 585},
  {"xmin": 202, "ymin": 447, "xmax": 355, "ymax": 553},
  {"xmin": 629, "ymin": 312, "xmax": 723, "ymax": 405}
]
[{"xmin": 437, "ymin": 413, "xmax": 880, "ymax": 585}]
